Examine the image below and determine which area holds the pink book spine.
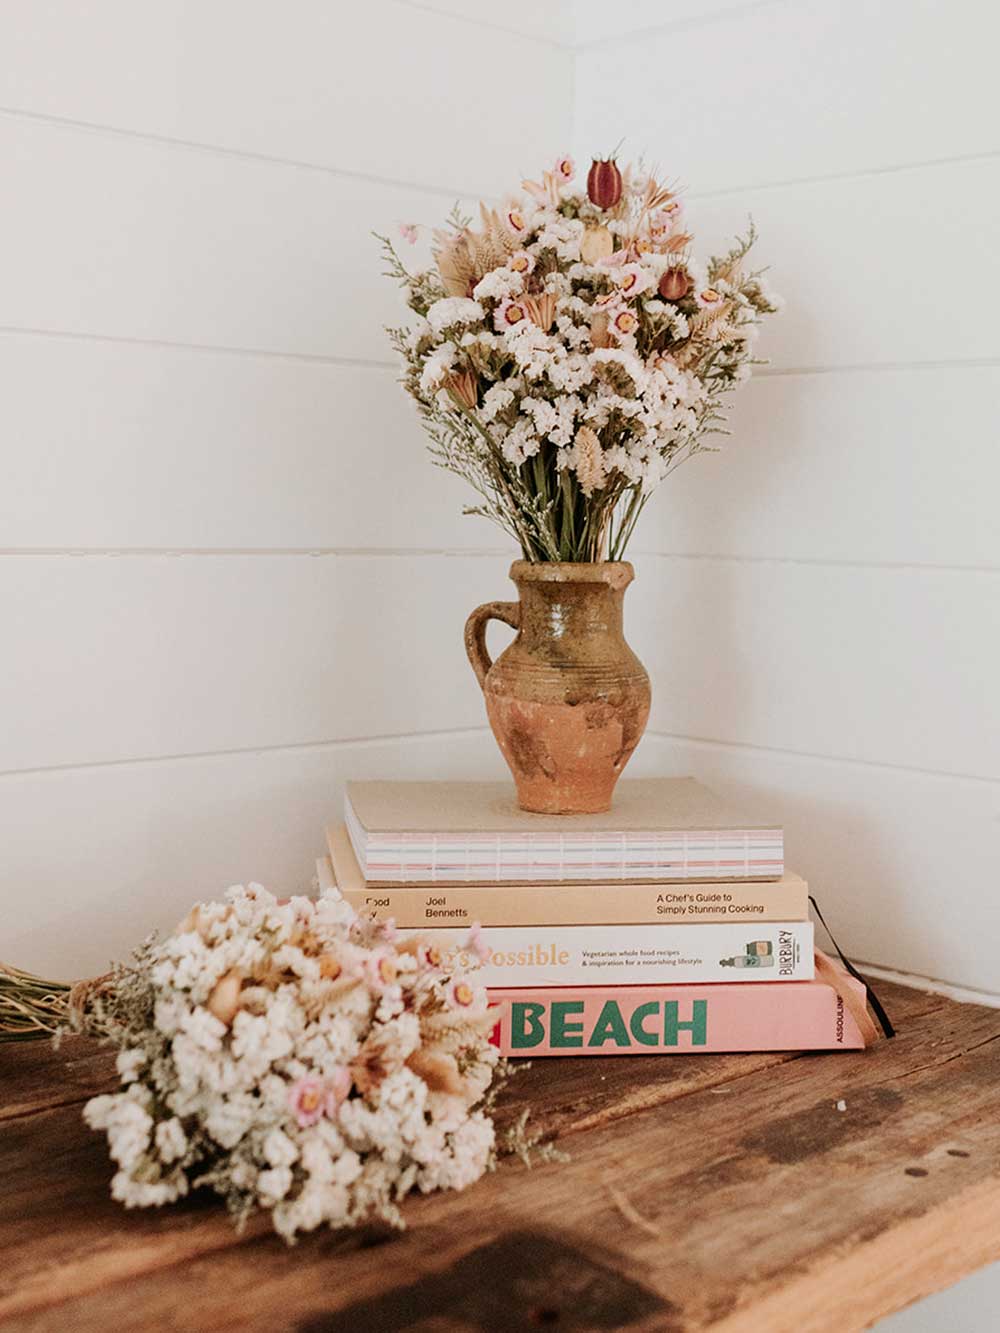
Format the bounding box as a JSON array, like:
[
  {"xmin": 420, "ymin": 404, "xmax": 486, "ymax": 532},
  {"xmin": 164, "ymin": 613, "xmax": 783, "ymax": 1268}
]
[{"xmin": 488, "ymin": 976, "xmax": 867, "ymax": 1056}]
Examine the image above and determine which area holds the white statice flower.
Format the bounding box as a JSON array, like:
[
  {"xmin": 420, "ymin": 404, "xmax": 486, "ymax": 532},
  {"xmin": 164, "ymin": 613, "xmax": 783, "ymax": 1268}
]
[
  {"xmin": 179, "ymin": 1004, "xmax": 227, "ymax": 1052},
  {"xmin": 115, "ymin": 1047, "xmax": 146, "ymax": 1083},
  {"xmin": 153, "ymin": 994, "xmax": 187, "ymax": 1036},
  {"xmin": 256, "ymin": 1166, "xmax": 293, "ymax": 1205},
  {"xmin": 262, "ymin": 1126, "xmax": 299, "ymax": 1168},
  {"xmin": 111, "ymin": 1170, "xmax": 187, "ymax": 1209},
  {"xmin": 425, "ymin": 297, "xmax": 484, "ymax": 335},
  {"xmin": 519, "ymin": 393, "xmax": 582, "ymax": 447},
  {"xmin": 417, "ymin": 1113, "xmax": 495, "ymax": 1193},
  {"xmin": 554, "ymin": 313, "xmax": 593, "ymax": 352},
  {"xmin": 154, "ymin": 1117, "xmax": 188, "ymax": 1163},
  {"xmin": 312, "ymin": 892, "xmax": 357, "ymax": 931},
  {"xmin": 529, "ymin": 215, "xmax": 585, "ymax": 262},
  {"xmin": 480, "ymin": 383, "xmax": 516, "ymax": 422},
  {"xmin": 403, "ymin": 316, "xmax": 432, "ymax": 352},
  {"xmin": 419, "ymin": 342, "xmax": 457, "ymax": 396},
  {"xmin": 547, "ymin": 350, "xmax": 593, "ymax": 393},
  {"xmin": 499, "ymin": 416, "xmax": 540, "ymax": 466},
  {"xmin": 472, "ymin": 267, "xmax": 523, "ymax": 303},
  {"xmin": 85, "ymin": 1092, "xmax": 153, "ymax": 1170},
  {"xmin": 204, "ymin": 1093, "xmax": 259, "ymax": 1150},
  {"xmin": 519, "ymin": 396, "xmax": 559, "ymax": 441}
]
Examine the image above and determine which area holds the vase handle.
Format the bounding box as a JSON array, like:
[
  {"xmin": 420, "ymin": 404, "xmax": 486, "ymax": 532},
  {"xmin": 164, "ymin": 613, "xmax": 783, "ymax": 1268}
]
[{"xmin": 464, "ymin": 601, "xmax": 520, "ymax": 690}]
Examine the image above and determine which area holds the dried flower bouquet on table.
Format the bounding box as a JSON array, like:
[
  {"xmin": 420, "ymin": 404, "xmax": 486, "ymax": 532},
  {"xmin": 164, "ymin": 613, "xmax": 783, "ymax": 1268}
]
[
  {"xmin": 67, "ymin": 885, "xmax": 542, "ymax": 1242},
  {"xmin": 381, "ymin": 155, "xmax": 781, "ymax": 562}
]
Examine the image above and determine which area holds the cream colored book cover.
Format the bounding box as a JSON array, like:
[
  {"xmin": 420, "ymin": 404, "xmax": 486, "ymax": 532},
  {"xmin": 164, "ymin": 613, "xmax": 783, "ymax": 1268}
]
[
  {"xmin": 343, "ymin": 778, "xmax": 783, "ymax": 884},
  {"xmin": 345, "ymin": 777, "xmax": 778, "ymax": 836}
]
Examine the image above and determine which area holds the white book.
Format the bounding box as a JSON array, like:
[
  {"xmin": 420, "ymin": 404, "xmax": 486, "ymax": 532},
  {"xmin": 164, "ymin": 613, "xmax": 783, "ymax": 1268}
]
[
  {"xmin": 396, "ymin": 921, "xmax": 815, "ymax": 988},
  {"xmin": 343, "ymin": 778, "xmax": 783, "ymax": 885}
]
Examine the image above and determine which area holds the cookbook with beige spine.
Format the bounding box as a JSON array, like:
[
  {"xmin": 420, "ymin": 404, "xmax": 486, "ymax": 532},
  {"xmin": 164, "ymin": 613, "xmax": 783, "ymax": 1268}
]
[{"xmin": 325, "ymin": 826, "xmax": 805, "ymax": 927}]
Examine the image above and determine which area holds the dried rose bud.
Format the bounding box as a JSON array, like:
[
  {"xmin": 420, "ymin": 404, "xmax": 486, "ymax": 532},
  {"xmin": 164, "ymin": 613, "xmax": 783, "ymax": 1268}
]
[
  {"xmin": 658, "ymin": 268, "xmax": 690, "ymax": 301},
  {"xmin": 587, "ymin": 158, "xmax": 623, "ymax": 210}
]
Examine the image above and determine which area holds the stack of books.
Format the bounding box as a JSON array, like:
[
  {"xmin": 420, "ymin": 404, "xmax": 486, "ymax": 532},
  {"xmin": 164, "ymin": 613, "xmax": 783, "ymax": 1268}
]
[{"xmin": 317, "ymin": 778, "xmax": 871, "ymax": 1055}]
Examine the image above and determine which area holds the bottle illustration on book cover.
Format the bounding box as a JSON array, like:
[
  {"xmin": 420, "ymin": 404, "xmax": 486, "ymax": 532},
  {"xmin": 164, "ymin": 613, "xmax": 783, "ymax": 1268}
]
[{"xmin": 720, "ymin": 941, "xmax": 775, "ymax": 968}]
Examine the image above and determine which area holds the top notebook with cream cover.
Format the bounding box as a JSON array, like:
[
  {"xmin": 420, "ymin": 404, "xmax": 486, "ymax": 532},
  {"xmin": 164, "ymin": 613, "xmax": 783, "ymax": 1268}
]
[{"xmin": 344, "ymin": 778, "xmax": 783, "ymax": 885}]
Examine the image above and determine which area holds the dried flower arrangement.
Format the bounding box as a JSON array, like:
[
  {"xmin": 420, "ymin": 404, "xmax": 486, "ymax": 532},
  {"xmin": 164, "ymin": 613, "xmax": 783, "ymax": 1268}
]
[
  {"xmin": 72, "ymin": 885, "xmax": 533, "ymax": 1242},
  {"xmin": 380, "ymin": 155, "xmax": 782, "ymax": 562}
]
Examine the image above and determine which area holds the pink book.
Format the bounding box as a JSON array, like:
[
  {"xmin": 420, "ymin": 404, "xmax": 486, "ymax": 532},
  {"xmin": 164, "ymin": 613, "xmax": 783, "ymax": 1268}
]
[{"xmin": 488, "ymin": 971, "xmax": 869, "ymax": 1056}]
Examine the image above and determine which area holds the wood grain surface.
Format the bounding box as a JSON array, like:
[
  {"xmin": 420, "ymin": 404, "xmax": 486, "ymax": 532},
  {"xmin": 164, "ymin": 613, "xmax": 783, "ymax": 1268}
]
[{"xmin": 1, "ymin": 981, "xmax": 997, "ymax": 1332}]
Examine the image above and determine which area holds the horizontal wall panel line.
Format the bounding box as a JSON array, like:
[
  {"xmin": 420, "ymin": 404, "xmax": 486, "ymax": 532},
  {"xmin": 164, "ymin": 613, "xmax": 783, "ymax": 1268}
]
[
  {"xmin": 0, "ymin": 105, "xmax": 481, "ymax": 200},
  {"xmin": 3, "ymin": 327, "xmax": 996, "ymax": 380},
  {"xmin": 0, "ymin": 726, "xmax": 492, "ymax": 782},
  {"xmin": 646, "ymin": 730, "xmax": 1000, "ymax": 789},
  {"xmin": 759, "ymin": 356, "xmax": 1000, "ymax": 378},
  {"xmin": 688, "ymin": 147, "xmax": 1000, "ymax": 202},
  {"xmin": 572, "ymin": 0, "xmax": 785, "ymax": 52},
  {"xmin": 393, "ymin": 0, "xmax": 567, "ymax": 48},
  {"xmin": 636, "ymin": 552, "xmax": 1000, "ymax": 576},
  {"xmin": 0, "ymin": 547, "xmax": 511, "ymax": 559},
  {"xmin": 0, "ymin": 324, "xmax": 396, "ymax": 371},
  {"xmin": 2, "ymin": 549, "xmax": 997, "ymax": 575}
]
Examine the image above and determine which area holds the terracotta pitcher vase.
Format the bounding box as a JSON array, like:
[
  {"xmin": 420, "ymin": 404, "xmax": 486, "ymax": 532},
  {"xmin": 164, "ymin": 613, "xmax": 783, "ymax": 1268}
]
[{"xmin": 464, "ymin": 561, "xmax": 651, "ymax": 814}]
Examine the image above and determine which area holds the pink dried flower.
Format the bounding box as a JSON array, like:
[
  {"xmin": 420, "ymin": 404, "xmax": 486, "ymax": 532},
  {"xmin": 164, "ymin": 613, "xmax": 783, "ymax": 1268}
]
[
  {"xmin": 612, "ymin": 309, "xmax": 640, "ymax": 339},
  {"xmin": 554, "ymin": 156, "xmax": 574, "ymax": 182},
  {"xmin": 649, "ymin": 200, "xmax": 683, "ymax": 239},
  {"xmin": 289, "ymin": 1076, "xmax": 327, "ymax": 1128},
  {"xmin": 616, "ymin": 264, "xmax": 652, "ymax": 298},
  {"xmin": 365, "ymin": 951, "xmax": 398, "ymax": 992},
  {"xmin": 696, "ymin": 286, "xmax": 724, "ymax": 310},
  {"xmin": 447, "ymin": 977, "xmax": 488, "ymax": 1015},
  {"xmin": 380, "ymin": 917, "xmax": 398, "ymax": 943},
  {"xmin": 465, "ymin": 923, "xmax": 490, "ymax": 963},
  {"xmin": 398, "ymin": 223, "xmax": 419, "ymax": 244},
  {"xmin": 505, "ymin": 206, "xmax": 527, "ymax": 235},
  {"xmin": 416, "ymin": 940, "xmax": 448, "ymax": 972},
  {"xmin": 508, "ymin": 251, "xmax": 535, "ymax": 276},
  {"xmin": 325, "ymin": 1067, "xmax": 352, "ymax": 1117},
  {"xmin": 494, "ymin": 298, "xmax": 527, "ymax": 332}
]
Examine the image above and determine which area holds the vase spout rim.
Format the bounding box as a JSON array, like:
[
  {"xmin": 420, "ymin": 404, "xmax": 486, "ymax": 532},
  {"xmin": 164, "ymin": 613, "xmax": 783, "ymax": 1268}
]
[{"xmin": 509, "ymin": 560, "xmax": 634, "ymax": 587}]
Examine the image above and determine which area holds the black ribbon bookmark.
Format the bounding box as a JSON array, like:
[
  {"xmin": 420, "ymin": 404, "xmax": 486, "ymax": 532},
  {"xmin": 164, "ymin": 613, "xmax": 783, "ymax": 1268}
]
[{"xmin": 809, "ymin": 895, "xmax": 896, "ymax": 1039}]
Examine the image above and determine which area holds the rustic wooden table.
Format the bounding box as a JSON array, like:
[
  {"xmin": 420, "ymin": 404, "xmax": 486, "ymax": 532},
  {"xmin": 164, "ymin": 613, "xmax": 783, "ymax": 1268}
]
[{"xmin": 3, "ymin": 979, "xmax": 999, "ymax": 1332}]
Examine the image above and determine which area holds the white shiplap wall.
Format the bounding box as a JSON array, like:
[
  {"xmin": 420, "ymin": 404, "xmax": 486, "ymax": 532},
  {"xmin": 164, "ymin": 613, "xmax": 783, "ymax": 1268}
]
[
  {"xmin": 3, "ymin": 0, "xmax": 998, "ymax": 1015},
  {"xmin": 0, "ymin": 1, "xmax": 572, "ymax": 975},
  {"xmin": 575, "ymin": 0, "xmax": 1000, "ymax": 999}
]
